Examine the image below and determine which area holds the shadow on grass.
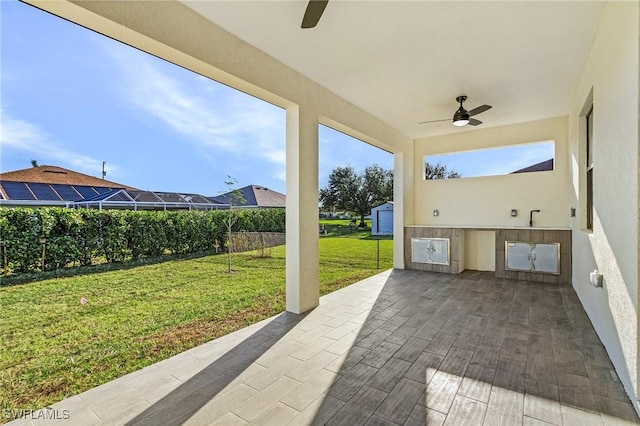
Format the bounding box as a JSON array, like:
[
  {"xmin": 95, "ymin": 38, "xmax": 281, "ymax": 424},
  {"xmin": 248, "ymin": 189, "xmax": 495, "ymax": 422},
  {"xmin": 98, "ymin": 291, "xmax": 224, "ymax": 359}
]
[
  {"xmin": 325, "ymin": 232, "xmax": 393, "ymax": 241},
  {"xmin": 360, "ymin": 234, "xmax": 393, "ymax": 241},
  {"xmin": 0, "ymin": 251, "xmax": 220, "ymax": 287}
]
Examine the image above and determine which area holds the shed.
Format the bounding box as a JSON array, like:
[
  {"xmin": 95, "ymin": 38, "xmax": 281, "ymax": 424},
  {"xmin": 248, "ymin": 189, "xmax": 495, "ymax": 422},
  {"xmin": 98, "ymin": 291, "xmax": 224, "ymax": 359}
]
[{"xmin": 371, "ymin": 202, "xmax": 394, "ymax": 235}]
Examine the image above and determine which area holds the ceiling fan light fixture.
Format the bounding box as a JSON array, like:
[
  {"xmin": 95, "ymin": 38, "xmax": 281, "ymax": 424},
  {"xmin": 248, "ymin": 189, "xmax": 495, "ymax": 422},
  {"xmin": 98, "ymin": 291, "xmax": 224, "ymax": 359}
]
[{"xmin": 453, "ymin": 108, "xmax": 470, "ymax": 126}]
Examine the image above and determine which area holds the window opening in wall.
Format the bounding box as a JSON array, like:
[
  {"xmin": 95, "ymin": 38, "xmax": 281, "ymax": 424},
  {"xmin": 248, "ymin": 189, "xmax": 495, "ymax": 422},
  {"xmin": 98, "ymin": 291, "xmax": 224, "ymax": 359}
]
[
  {"xmin": 586, "ymin": 106, "xmax": 594, "ymax": 230},
  {"xmin": 319, "ymin": 125, "xmax": 394, "ymax": 233},
  {"xmin": 318, "ymin": 124, "xmax": 395, "ymax": 271},
  {"xmin": 423, "ymin": 140, "xmax": 555, "ymax": 180}
]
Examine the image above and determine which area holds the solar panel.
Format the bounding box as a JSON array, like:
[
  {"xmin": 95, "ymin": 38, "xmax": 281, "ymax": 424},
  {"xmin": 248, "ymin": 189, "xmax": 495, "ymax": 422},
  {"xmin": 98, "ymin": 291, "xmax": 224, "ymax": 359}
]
[
  {"xmin": 28, "ymin": 183, "xmax": 62, "ymax": 201},
  {"xmin": 73, "ymin": 185, "xmax": 99, "ymax": 199},
  {"xmin": 51, "ymin": 184, "xmax": 82, "ymax": 201},
  {"xmin": 2, "ymin": 181, "xmax": 36, "ymax": 200}
]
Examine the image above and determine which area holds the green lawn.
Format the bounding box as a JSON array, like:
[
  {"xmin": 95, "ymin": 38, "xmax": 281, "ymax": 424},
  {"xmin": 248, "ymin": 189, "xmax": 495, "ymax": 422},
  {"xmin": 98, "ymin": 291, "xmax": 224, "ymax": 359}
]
[
  {"xmin": 318, "ymin": 218, "xmax": 374, "ymax": 237},
  {"xmin": 319, "ymin": 218, "xmax": 371, "ymax": 227},
  {"xmin": 0, "ymin": 234, "xmax": 392, "ymax": 416}
]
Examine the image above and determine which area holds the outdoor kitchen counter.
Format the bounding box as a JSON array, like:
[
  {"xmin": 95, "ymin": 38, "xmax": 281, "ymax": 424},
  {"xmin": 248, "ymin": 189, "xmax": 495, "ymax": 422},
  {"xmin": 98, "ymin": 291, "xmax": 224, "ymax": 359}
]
[
  {"xmin": 404, "ymin": 225, "xmax": 571, "ymax": 230},
  {"xmin": 404, "ymin": 226, "xmax": 572, "ymax": 284}
]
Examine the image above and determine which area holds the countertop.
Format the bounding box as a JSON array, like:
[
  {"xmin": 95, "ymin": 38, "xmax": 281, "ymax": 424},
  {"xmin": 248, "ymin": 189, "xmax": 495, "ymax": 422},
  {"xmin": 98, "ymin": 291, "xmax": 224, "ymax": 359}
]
[{"xmin": 405, "ymin": 225, "xmax": 572, "ymax": 230}]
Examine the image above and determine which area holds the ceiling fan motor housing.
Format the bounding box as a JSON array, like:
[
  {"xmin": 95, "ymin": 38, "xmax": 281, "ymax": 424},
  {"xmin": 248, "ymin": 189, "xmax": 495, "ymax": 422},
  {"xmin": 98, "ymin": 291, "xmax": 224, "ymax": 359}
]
[
  {"xmin": 453, "ymin": 108, "xmax": 470, "ymax": 122},
  {"xmin": 453, "ymin": 96, "xmax": 470, "ymax": 125}
]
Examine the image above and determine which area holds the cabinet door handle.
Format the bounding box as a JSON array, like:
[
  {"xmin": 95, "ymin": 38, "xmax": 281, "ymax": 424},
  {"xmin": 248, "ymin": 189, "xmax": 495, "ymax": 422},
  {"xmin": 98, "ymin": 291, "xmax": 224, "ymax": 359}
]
[{"xmin": 532, "ymin": 253, "xmax": 536, "ymax": 261}]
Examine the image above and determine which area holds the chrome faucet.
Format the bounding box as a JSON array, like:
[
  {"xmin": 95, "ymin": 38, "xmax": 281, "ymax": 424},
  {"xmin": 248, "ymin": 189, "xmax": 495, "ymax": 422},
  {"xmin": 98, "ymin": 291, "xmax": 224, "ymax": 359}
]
[{"xmin": 529, "ymin": 209, "xmax": 541, "ymax": 227}]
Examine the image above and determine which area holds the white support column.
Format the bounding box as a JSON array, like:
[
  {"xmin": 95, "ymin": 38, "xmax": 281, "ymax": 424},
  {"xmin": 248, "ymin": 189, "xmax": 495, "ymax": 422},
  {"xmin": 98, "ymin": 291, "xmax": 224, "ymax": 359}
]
[
  {"xmin": 286, "ymin": 106, "xmax": 319, "ymax": 314},
  {"xmin": 393, "ymin": 148, "xmax": 414, "ymax": 269}
]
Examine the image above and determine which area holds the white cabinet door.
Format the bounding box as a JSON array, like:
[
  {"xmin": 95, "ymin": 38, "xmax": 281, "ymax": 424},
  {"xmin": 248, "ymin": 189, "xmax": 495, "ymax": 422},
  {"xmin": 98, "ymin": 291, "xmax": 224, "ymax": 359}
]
[
  {"xmin": 532, "ymin": 243, "xmax": 560, "ymax": 274},
  {"xmin": 428, "ymin": 239, "xmax": 450, "ymax": 265},
  {"xmin": 411, "ymin": 238, "xmax": 450, "ymax": 265},
  {"xmin": 506, "ymin": 242, "xmax": 532, "ymax": 271}
]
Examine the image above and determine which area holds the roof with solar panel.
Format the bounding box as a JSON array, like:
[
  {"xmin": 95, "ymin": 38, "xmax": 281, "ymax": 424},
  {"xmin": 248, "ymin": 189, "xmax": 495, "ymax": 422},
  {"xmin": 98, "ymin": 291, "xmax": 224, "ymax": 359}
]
[
  {"xmin": 0, "ymin": 165, "xmax": 227, "ymax": 210},
  {"xmin": 0, "ymin": 165, "xmax": 137, "ymax": 189},
  {"xmin": 0, "ymin": 165, "xmax": 133, "ymax": 205}
]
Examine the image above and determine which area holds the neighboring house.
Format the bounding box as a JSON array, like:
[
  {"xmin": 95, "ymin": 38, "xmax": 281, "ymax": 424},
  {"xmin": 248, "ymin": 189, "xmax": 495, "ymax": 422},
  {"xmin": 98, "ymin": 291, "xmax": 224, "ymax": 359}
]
[
  {"xmin": 0, "ymin": 165, "xmax": 223, "ymax": 210},
  {"xmin": 0, "ymin": 165, "xmax": 137, "ymax": 189},
  {"xmin": 371, "ymin": 202, "xmax": 393, "ymax": 236},
  {"xmin": 209, "ymin": 185, "xmax": 286, "ymax": 209},
  {"xmin": 0, "ymin": 165, "xmax": 135, "ymax": 207}
]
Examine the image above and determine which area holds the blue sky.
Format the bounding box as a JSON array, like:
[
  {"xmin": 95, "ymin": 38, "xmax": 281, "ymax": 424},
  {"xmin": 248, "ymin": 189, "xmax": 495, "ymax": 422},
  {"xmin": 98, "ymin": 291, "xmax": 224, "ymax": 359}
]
[{"xmin": 0, "ymin": 0, "xmax": 392, "ymax": 196}]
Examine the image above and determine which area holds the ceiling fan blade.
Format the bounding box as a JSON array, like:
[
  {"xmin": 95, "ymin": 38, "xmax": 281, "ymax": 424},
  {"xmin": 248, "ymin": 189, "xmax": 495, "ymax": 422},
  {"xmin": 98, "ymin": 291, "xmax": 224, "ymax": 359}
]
[
  {"xmin": 301, "ymin": 0, "xmax": 329, "ymax": 29},
  {"xmin": 467, "ymin": 105, "xmax": 492, "ymax": 117},
  {"xmin": 419, "ymin": 118, "xmax": 450, "ymax": 124},
  {"xmin": 468, "ymin": 118, "xmax": 483, "ymax": 126}
]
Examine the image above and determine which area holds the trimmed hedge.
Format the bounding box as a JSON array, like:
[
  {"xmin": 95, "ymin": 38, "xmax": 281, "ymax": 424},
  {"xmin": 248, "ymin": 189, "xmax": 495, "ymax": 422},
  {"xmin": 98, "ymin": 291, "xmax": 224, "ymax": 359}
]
[{"xmin": 0, "ymin": 207, "xmax": 285, "ymax": 274}]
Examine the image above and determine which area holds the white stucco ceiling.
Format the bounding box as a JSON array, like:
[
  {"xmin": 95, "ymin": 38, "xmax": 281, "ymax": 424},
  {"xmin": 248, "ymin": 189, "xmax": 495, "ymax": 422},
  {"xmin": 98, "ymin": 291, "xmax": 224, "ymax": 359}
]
[{"xmin": 182, "ymin": 1, "xmax": 605, "ymax": 139}]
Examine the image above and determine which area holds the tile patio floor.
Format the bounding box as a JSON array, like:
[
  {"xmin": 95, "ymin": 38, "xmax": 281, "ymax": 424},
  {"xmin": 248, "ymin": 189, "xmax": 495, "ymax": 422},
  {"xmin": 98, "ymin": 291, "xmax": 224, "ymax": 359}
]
[{"xmin": 10, "ymin": 270, "xmax": 640, "ymax": 425}]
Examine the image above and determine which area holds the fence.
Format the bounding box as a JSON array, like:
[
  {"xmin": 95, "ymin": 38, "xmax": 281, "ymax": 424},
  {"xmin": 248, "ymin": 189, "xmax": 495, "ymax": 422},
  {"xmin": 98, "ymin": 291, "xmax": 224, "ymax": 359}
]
[{"xmin": 230, "ymin": 232, "xmax": 286, "ymax": 255}]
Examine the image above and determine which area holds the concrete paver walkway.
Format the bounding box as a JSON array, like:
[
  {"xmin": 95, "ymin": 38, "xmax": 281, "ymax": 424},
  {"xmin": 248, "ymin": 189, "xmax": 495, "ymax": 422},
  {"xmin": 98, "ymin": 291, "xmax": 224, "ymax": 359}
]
[{"xmin": 10, "ymin": 270, "xmax": 639, "ymax": 425}]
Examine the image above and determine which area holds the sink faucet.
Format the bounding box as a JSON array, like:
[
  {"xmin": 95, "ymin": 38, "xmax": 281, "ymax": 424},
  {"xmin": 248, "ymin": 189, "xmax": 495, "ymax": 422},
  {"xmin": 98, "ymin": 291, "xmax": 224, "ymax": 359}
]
[{"xmin": 529, "ymin": 209, "xmax": 541, "ymax": 227}]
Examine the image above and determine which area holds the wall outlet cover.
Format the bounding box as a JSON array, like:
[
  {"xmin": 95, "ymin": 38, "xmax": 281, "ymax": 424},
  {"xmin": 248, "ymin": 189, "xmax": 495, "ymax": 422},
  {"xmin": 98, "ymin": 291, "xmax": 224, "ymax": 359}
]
[{"xmin": 590, "ymin": 270, "xmax": 603, "ymax": 288}]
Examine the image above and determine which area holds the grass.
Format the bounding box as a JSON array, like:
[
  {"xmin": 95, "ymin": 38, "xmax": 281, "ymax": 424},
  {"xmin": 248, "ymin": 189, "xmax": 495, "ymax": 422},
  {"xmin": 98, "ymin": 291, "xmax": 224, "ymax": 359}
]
[
  {"xmin": 319, "ymin": 218, "xmax": 373, "ymax": 237},
  {"xmin": 319, "ymin": 218, "xmax": 371, "ymax": 227},
  {"xmin": 0, "ymin": 233, "xmax": 392, "ymax": 417}
]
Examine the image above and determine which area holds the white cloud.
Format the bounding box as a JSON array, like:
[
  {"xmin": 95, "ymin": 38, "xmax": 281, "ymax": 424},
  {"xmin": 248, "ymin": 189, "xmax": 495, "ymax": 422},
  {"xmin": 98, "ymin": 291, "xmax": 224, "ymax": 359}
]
[
  {"xmin": 262, "ymin": 149, "xmax": 286, "ymax": 166},
  {"xmin": 106, "ymin": 44, "xmax": 287, "ymax": 182},
  {"xmin": 0, "ymin": 110, "xmax": 121, "ymax": 176}
]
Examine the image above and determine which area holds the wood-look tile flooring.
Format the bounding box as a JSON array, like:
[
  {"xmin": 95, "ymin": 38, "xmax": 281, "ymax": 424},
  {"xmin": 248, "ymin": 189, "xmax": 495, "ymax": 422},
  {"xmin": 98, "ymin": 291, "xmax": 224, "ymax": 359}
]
[{"xmin": 10, "ymin": 270, "xmax": 639, "ymax": 425}]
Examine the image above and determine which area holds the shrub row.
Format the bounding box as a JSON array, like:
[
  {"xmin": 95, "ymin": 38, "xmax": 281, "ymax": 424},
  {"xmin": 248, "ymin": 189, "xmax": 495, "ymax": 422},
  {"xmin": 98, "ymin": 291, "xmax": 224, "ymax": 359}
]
[{"xmin": 0, "ymin": 207, "xmax": 285, "ymax": 274}]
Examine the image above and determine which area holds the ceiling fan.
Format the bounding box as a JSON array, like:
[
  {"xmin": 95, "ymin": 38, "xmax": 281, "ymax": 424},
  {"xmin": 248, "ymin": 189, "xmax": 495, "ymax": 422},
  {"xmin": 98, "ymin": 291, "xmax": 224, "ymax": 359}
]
[
  {"xmin": 301, "ymin": 0, "xmax": 329, "ymax": 29},
  {"xmin": 420, "ymin": 96, "xmax": 492, "ymax": 127}
]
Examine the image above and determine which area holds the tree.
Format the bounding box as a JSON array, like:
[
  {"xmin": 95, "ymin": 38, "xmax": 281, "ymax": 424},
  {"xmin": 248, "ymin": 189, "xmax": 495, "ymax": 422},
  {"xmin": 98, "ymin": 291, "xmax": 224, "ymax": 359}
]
[
  {"xmin": 320, "ymin": 164, "xmax": 393, "ymax": 228},
  {"xmin": 30, "ymin": 160, "xmax": 39, "ymax": 168},
  {"xmin": 220, "ymin": 176, "xmax": 246, "ymax": 273},
  {"xmin": 425, "ymin": 162, "xmax": 461, "ymax": 179}
]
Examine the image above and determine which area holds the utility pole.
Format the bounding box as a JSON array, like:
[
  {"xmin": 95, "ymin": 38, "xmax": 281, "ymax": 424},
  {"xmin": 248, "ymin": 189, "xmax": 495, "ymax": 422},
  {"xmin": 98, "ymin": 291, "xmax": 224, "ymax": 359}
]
[{"xmin": 102, "ymin": 161, "xmax": 107, "ymax": 179}]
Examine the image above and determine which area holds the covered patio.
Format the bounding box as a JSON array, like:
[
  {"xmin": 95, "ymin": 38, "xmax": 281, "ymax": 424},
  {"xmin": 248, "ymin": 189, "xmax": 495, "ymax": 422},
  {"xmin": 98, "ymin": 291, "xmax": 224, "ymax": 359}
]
[
  {"xmin": 11, "ymin": 270, "xmax": 638, "ymax": 425},
  {"xmin": 17, "ymin": 0, "xmax": 640, "ymax": 421}
]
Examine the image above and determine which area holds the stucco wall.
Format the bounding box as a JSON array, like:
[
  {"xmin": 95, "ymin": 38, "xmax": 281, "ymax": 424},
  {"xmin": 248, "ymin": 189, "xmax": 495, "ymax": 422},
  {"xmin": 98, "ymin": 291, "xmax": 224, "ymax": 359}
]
[
  {"xmin": 568, "ymin": 1, "xmax": 640, "ymax": 411},
  {"xmin": 464, "ymin": 230, "xmax": 496, "ymax": 271},
  {"xmin": 413, "ymin": 117, "xmax": 570, "ymax": 228}
]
